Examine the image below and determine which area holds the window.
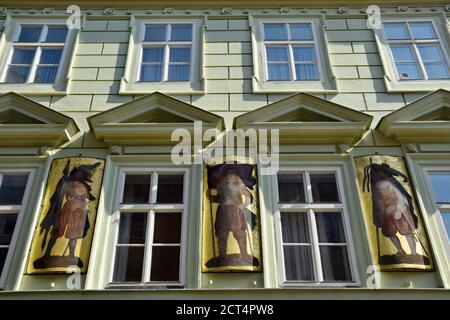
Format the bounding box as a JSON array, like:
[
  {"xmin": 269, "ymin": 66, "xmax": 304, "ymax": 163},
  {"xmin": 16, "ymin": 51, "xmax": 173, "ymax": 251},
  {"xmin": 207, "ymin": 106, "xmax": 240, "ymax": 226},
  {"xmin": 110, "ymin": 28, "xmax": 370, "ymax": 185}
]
[
  {"xmin": 251, "ymin": 17, "xmax": 335, "ymax": 93},
  {"xmin": 427, "ymin": 171, "xmax": 450, "ymax": 243},
  {"xmin": 139, "ymin": 24, "xmax": 192, "ymax": 82},
  {"xmin": 109, "ymin": 169, "xmax": 188, "ymax": 286},
  {"xmin": 274, "ymin": 169, "xmax": 356, "ymax": 285},
  {"xmin": 0, "ymin": 170, "xmax": 33, "ymax": 285},
  {"xmin": 374, "ymin": 16, "xmax": 450, "ymax": 92},
  {"xmin": 0, "ymin": 19, "xmax": 77, "ymax": 94},
  {"xmin": 120, "ymin": 19, "xmax": 203, "ymax": 94},
  {"xmin": 383, "ymin": 22, "xmax": 450, "ymax": 81},
  {"xmin": 262, "ymin": 23, "xmax": 319, "ymax": 81}
]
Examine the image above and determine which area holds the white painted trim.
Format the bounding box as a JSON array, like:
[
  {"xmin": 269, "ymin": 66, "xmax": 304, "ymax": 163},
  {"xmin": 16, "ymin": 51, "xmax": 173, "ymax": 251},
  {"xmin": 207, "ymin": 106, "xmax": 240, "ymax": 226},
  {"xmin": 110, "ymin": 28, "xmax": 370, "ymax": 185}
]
[{"xmin": 0, "ymin": 168, "xmax": 35, "ymax": 289}]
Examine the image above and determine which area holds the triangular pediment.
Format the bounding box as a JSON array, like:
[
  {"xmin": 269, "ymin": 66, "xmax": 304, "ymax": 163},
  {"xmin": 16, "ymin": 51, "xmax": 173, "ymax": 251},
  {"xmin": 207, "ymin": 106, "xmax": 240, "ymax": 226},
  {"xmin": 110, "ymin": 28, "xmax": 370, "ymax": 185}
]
[
  {"xmin": 234, "ymin": 93, "xmax": 372, "ymax": 145},
  {"xmin": 379, "ymin": 89, "xmax": 450, "ymax": 143},
  {"xmin": 0, "ymin": 92, "xmax": 80, "ymax": 147},
  {"xmin": 88, "ymin": 92, "xmax": 224, "ymax": 146}
]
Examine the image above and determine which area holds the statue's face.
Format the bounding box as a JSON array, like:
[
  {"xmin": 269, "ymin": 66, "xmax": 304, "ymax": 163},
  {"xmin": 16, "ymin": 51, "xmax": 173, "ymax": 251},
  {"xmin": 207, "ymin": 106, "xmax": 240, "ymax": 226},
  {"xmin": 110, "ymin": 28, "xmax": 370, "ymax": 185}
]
[{"xmin": 226, "ymin": 172, "xmax": 240, "ymax": 183}]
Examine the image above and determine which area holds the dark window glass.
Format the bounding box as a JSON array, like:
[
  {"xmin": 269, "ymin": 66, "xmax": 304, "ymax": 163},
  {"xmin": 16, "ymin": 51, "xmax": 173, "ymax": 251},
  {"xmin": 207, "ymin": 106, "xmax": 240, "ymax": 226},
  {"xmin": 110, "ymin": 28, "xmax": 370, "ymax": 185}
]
[
  {"xmin": 0, "ymin": 174, "xmax": 28, "ymax": 205},
  {"xmin": 277, "ymin": 173, "xmax": 305, "ymax": 203},
  {"xmin": 280, "ymin": 212, "xmax": 309, "ymax": 243},
  {"xmin": 0, "ymin": 214, "xmax": 18, "ymax": 246},
  {"xmin": 150, "ymin": 246, "xmax": 180, "ymax": 281},
  {"xmin": 0, "ymin": 248, "xmax": 8, "ymax": 275},
  {"xmin": 117, "ymin": 213, "xmax": 147, "ymax": 244},
  {"xmin": 113, "ymin": 246, "xmax": 145, "ymax": 282},
  {"xmin": 319, "ymin": 246, "xmax": 352, "ymax": 282},
  {"xmin": 122, "ymin": 174, "xmax": 151, "ymax": 203},
  {"xmin": 315, "ymin": 212, "xmax": 346, "ymax": 243},
  {"xmin": 310, "ymin": 173, "xmax": 339, "ymax": 203},
  {"xmin": 153, "ymin": 212, "xmax": 181, "ymax": 244},
  {"xmin": 156, "ymin": 174, "xmax": 184, "ymax": 203},
  {"xmin": 283, "ymin": 246, "xmax": 314, "ymax": 281}
]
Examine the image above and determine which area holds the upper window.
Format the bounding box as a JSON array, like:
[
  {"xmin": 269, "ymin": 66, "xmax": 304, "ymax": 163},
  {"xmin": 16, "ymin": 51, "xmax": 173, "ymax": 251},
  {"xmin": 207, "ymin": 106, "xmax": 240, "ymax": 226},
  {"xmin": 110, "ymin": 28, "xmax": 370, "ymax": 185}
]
[
  {"xmin": 383, "ymin": 22, "xmax": 450, "ymax": 81},
  {"xmin": 262, "ymin": 23, "xmax": 319, "ymax": 81},
  {"xmin": 0, "ymin": 19, "xmax": 77, "ymax": 94},
  {"xmin": 108, "ymin": 169, "xmax": 188, "ymax": 287},
  {"xmin": 120, "ymin": 19, "xmax": 203, "ymax": 94},
  {"xmin": 374, "ymin": 16, "xmax": 450, "ymax": 92},
  {"xmin": 427, "ymin": 171, "xmax": 450, "ymax": 244},
  {"xmin": 0, "ymin": 170, "xmax": 33, "ymax": 287},
  {"xmin": 251, "ymin": 17, "xmax": 335, "ymax": 93},
  {"xmin": 2, "ymin": 25, "xmax": 68, "ymax": 84},
  {"xmin": 274, "ymin": 168, "xmax": 357, "ymax": 286}
]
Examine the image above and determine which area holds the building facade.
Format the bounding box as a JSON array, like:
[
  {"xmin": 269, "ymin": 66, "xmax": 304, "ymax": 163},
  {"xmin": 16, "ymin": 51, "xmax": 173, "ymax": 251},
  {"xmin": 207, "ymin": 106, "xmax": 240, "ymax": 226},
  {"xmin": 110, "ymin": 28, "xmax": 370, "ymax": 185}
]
[{"xmin": 0, "ymin": 0, "xmax": 449, "ymax": 299}]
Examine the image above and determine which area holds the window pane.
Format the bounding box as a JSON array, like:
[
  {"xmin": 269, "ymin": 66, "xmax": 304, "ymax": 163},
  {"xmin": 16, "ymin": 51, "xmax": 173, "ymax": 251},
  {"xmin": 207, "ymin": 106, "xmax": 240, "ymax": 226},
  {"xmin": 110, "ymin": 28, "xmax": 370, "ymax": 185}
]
[
  {"xmin": 264, "ymin": 23, "xmax": 287, "ymax": 41},
  {"xmin": 410, "ymin": 22, "xmax": 436, "ymax": 39},
  {"xmin": 4, "ymin": 67, "xmax": 30, "ymax": 83},
  {"xmin": 268, "ymin": 64, "xmax": 290, "ymax": 80},
  {"xmin": 384, "ymin": 23, "xmax": 409, "ymax": 40},
  {"xmin": 150, "ymin": 246, "xmax": 180, "ymax": 281},
  {"xmin": 396, "ymin": 63, "xmax": 422, "ymax": 80},
  {"xmin": 156, "ymin": 174, "xmax": 184, "ymax": 203},
  {"xmin": 170, "ymin": 24, "xmax": 192, "ymax": 41},
  {"xmin": 293, "ymin": 46, "xmax": 315, "ymax": 62},
  {"xmin": 142, "ymin": 47, "xmax": 164, "ymax": 62},
  {"xmin": 0, "ymin": 248, "xmax": 8, "ymax": 275},
  {"xmin": 290, "ymin": 24, "xmax": 313, "ymax": 40},
  {"xmin": 441, "ymin": 212, "xmax": 450, "ymax": 240},
  {"xmin": 429, "ymin": 173, "xmax": 450, "ymax": 203},
  {"xmin": 113, "ymin": 246, "xmax": 145, "ymax": 282},
  {"xmin": 168, "ymin": 65, "xmax": 190, "ymax": 81},
  {"xmin": 0, "ymin": 174, "xmax": 28, "ymax": 205},
  {"xmin": 417, "ymin": 44, "xmax": 444, "ymax": 61},
  {"xmin": 144, "ymin": 25, "xmax": 166, "ymax": 41},
  {"xmin": 17, "ymin": 26, "xmax": 42, "ymax": 42},
  {"xmin": 34, "ymin": 67, "xmax": 58, "ymax": 83},
  {"xmin": 277, "ymin": 173, "xmax": 306, "ymax": 203},
  {"xmin": 0, "ymin": 214, "xmax": 18, "ymax": 246},
  {"xmin": 169, "ymin": 47, "xmax": 191, "ymax": 62},
  {"xmin": 140, "ymin": 65, "xmax": 162, "ymax": 82},
  {"xmin": 315, "ymin": 212, "xmax": 346, "ymax": 243},
  {"xmin": 295, "ymin": 64, "xmax": 318, "ymax": 80},
  {"xmin": 280, "ymin": 212, "xmax": 310, "ymax": 243},
  {"xmin": 391, "ymin": 45, "xmax": 416, "ymax": 62},
  {"xmin": 45, "ymin": 27, "xmax": 68, "ymax": 43},
  {"xmin": 310, "ymin": 173, "xmax": 339, "ymax": 203},
  {"xmin": 266, "ymin": 46, "xmax": 288, "ymax": 62},
  {"xmin": 153, "ymin": 212, "xmax": 182, "ymax": 243},
  {"xmin": 39, "ymin": 48, "xmax": 63, "ymax": 64},
  {"xmin": 11, "ymin": 48, "xmax": 36, "ymax": 64},
  {"xmin": 122, "ymin": 174, "xmax": 151, "ymax": 203},
  {"xmin": 425, "ymin": 63, "xmax": 450, "ymax": 80},
  {"xmin": 283, "ymin": 246, "xmax": 314, "ymax": 281},
  {"xmin": 320, "ymin": 246, "xmax": 352, "ymax": 282},
  {"xmin": 118, "ymin": 213, "xmax": 147, "ymax": 244}
]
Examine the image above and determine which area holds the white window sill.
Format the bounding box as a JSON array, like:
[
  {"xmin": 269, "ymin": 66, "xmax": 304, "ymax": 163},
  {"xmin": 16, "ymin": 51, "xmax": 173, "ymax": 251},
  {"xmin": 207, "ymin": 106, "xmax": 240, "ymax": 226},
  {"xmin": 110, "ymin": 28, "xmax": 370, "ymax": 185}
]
[
  {"xmin": 106, "ymin": 282, "xmax": 184, "ymax": 290},
  {"xmin": 384, "ymin": 76, "xmax": 450, "ymax": 93},
  {"xmin": 281, "ymin": 282, "xmax": 360, "ymax": 288},
  {"xmin": 119, "ymin": 77, "xmax": 204, "ymax": 95},
  {"xmin": 0, "ymin": 82, "xmax": 67, "ymax": 96},
  {"xmin": 252, "ymin": 76, "xmax": 337, "ymax": 94}
]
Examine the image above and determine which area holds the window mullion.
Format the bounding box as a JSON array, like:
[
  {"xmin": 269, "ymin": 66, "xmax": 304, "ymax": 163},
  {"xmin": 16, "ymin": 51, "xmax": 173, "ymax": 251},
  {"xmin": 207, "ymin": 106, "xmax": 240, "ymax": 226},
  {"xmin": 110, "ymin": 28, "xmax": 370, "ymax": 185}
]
[
  {"xmin": 150, "ymin": 173, "xmax": 158, "ymax": 204},
  {"xmin": 308, "ymin": 209, "xmax": 323, "ymax": 282},
  {"xmin": 412, "ymin": 43, "xmax": 428, "ymax": 80},
  {"xmin": 163, "ymin": 44, "xmax": 170, "ymax": 81},
  {"xmin": 142, "ymin": 210, "xmax": 155, "ymax": 282},
  {"xmin": 288, "ymin": 44, "xmax": 296, "ymax": 81},
  {"xmin": 304, "ymin": 172, "xmax": 313, "ymax": 204},
  {"xmin": 27, "ymin": 46, "xmax": 41, "ymax": 83}
]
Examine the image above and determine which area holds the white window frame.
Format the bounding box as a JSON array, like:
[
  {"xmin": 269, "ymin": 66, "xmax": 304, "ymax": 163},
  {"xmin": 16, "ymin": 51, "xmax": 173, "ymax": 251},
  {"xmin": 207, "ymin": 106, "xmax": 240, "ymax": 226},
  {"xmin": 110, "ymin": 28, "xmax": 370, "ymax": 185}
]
[
  {"xmin": 250, "ymin": 16, "xmax": 336, "ymax": 94},
  {"xmin": 107, "ymin": 167, "xmax": 189, "ymax": 288},
  {"xmin": 0, "ymin": 169, "xmax": 34, "ymax": 289},
  {"xmin": 423, "ymin": 167, "xmax": 450, "ymax": 257},
  {"xmin": 0, "ymin": 18, "xmax": 78, "ymax": 95},
  {"xmin": 272, "ymin": 166, "xmax": 358, "ymax": 287},
  {"xmin": 120, "ymin": 18, "xmax": 204, "ymax": 95},
  {"xmin": 374, "ymin": 15, "xmax": 450, "ymax": 92}
]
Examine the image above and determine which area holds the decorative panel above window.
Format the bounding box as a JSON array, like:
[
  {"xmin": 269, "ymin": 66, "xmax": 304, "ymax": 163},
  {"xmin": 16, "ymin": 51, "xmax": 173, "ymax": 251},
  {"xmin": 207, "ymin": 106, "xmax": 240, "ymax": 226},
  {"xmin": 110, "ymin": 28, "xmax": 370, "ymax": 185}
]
[
  {"xmin": 250, "ymin": 16, "xmax": 336, "ymax": 94},
  {"xmin": 0, "ymin": 19, "xmax": 79, "ymax": 95},
  {"xmin": 374, "ymin": 15, "xmax": 450, "ymax": 92},
  {"xmin": 120, "ymin": 19, "xmax": 204, "ymax": 95}
]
